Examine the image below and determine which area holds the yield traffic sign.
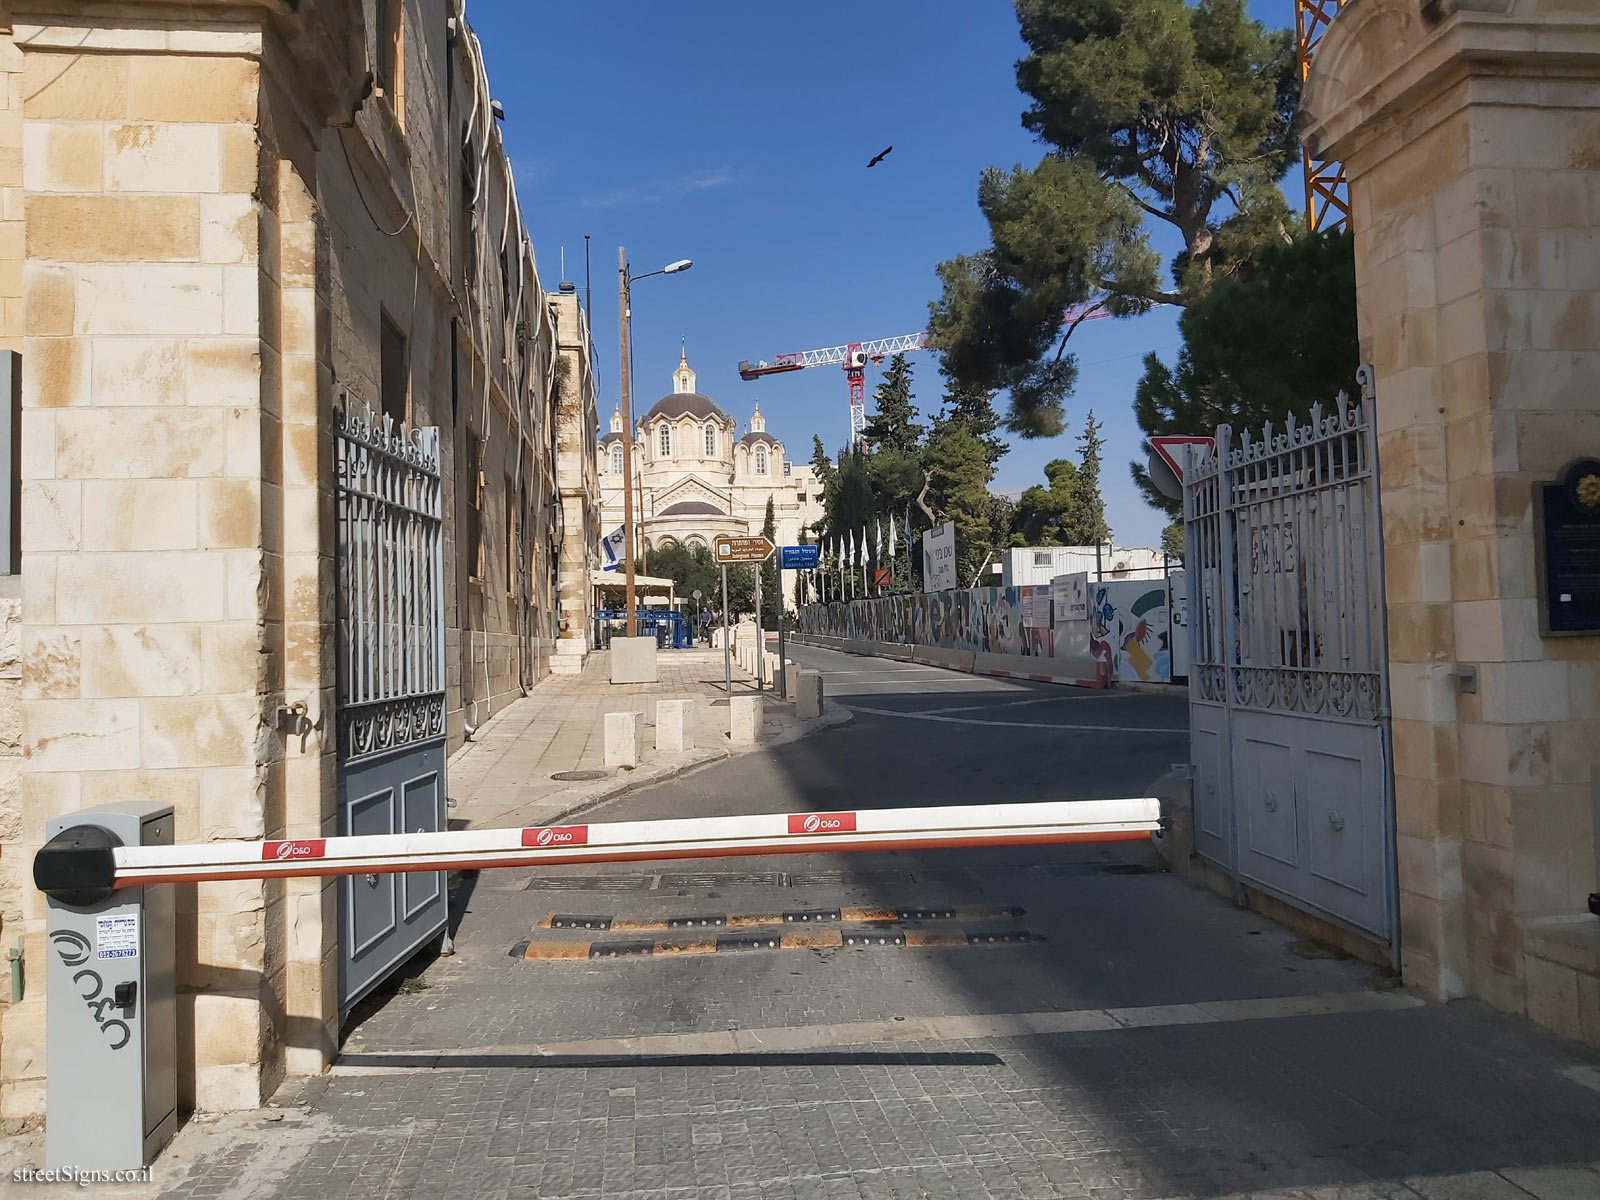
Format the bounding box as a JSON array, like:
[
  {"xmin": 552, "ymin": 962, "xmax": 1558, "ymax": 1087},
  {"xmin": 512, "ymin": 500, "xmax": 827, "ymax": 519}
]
[
  {"xmin": 714, "ymin": 534, "xmax": 775, "ymax": 563},
  {"xmin": 1150, "ymin": 436, "xmax": 1214, "ymax": 483}
]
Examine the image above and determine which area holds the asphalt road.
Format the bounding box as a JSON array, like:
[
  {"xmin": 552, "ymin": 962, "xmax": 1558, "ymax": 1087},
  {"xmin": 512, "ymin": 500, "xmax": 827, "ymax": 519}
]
[
  {"xmin": 154, "ymin": 648, "xmax": 1600, "ymax": 1200},
  {"xmin": 595, "ymin": 642, "xmax": 1190, "ymax": 822}
]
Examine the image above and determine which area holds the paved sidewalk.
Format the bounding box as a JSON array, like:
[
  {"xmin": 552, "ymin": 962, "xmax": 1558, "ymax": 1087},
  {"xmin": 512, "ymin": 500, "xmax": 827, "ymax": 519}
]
[{"xmin": 446, "ymin": 648, "xmax": 848, "ymax": 831}]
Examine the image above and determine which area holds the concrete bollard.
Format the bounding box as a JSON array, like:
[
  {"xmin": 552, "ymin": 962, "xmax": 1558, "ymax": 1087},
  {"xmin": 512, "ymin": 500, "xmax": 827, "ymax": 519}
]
[
  {"xmin": 604, "ymin": 710, "xmax": 644, "ymax": 768},
  {"xmin": 730, "ymin": 695, "xmax": 763, "ymax": 744},
  {"xmin": 784, "ymin": 662, "xmax": 801, "ymax": 697},
  {"xmin": 797, "ymin": 670, "xmax": 824, "ymax": 720},
  {"xmin": 655, "ymin": 698, "xmax": 693, "ymax": 754}
]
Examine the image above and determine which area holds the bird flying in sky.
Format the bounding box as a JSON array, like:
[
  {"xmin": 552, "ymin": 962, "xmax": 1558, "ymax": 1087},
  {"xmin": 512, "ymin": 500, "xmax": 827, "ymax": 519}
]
[{"xmin": 867, "ymin": 146, "xmax": 893, "ymax": 168}]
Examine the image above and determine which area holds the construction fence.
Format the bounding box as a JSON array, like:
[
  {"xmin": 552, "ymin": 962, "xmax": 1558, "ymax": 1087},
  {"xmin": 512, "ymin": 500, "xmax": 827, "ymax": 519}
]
[{"xmin": 795, "ymin": 579, "xmax": 1185, "ymax": 686}]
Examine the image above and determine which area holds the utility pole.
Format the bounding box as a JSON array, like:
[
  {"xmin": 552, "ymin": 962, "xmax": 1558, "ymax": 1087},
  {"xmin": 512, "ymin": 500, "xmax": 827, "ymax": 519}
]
[{"xmin": 617, "ymin": 246, "xmax": 637, "ymax": 637}]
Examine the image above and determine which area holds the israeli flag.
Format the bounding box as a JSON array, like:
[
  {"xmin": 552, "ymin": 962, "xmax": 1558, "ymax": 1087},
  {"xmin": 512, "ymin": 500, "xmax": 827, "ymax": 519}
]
[{"xmin": 599, "ymin": 526, "xmax": 627, "ymax": 571}]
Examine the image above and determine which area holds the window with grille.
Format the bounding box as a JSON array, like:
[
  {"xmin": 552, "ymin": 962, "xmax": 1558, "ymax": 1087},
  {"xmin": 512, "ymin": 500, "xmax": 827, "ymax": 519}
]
[
  {"xmin": 659, "ymin": 423, "xmax": 671, "ymax": 457},
  {"xmin": 611, "ymin": 445, "xmax": 622, "ymax": 474},
  {"xmin": 755, "ymin": 446, "xmax": 767, "ymax": 474},
  {"xmin": 704, "ymin": 423, "xmax": 716, "ymax": 456},
  {"xmin": 1034, "ymin": 551, "xmax": 1052, "ymax": 567}
]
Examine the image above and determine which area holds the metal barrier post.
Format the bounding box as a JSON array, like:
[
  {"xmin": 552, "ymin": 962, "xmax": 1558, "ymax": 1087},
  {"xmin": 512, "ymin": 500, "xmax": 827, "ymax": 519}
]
[{"xmin": 36, "ymin": 802, "xmax": 176, "ymax": 1171}]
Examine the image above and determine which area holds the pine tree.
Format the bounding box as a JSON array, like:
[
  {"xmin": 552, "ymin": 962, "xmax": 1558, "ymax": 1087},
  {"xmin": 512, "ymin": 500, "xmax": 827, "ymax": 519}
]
[
  {"xmin": 1132, "ymin": 229, "xmax": 1360, "ymax": 515},
  {"xmin": 938, "ymin": 378, "xmax": 1007, "ymax": 467},
  {"xmin": 862, "ymin": 354, "xmax": 923, "ymax": 454},
  {"xmin": 760, "ymin": 497, "xmax": 780, "ymax": 626},
  {"xmin": 929, "ymin": 0, "xmax": 1300, "ymax": 435},
  {"xmin": 826, "ymin": 450, "xmax": 876, "ymax": 596},
  {"xmin": 1075, "ymin": 411, "xmax": 1110, "ymax": 546},
  {"xmin": 1160, "ymin": 520, "xmax": 1184, "ymax": 562},
  {"xmin": 1011, "ymin": 413, "xmax": 1110, "ymax": 546},
  {"xmin": 922, "ymin": 422, "xmax": 998, "ymax": 589}
]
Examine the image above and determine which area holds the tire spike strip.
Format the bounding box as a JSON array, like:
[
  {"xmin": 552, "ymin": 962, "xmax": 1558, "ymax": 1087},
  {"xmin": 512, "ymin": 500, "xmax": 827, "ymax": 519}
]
[
  {"xmin": 512, "ymin": 929, "xmax": 1044, "ymax": 961},
  {"xmin": 538, "ymin": 905, "xmax": 1027, "ymax": 932}
]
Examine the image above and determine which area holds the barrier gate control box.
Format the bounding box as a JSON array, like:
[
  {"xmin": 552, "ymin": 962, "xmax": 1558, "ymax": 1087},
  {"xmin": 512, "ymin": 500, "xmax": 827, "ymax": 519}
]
[{"xmin": 44, "ymin": 802, "xmax": 177, "ymax": 1171}]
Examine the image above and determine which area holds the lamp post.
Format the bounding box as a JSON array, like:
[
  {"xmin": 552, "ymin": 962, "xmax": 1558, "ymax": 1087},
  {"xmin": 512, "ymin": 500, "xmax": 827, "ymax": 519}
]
[{"xmin": 616, "ymin": 248, "xmax": 692, "ymax": 637}]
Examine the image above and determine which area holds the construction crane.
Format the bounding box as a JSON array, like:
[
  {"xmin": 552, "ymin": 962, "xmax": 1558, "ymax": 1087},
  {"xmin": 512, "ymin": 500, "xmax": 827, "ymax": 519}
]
[
  {"xmin": 738, "ymin": 305, "xmax": 1111, "ymax": 451},
  {"xmin": 740, "ymin": 0, "xmax": 1348, "ymax": 450},
  {"xmin": 1296, "ymin": 0, "xmax": 1349, "ymax": 231}
]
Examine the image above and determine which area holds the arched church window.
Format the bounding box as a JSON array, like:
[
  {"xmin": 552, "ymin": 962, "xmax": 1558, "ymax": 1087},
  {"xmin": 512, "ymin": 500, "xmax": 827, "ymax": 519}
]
[
  {"xmin": 755, "ymin": 446, "xmax": 768, "ymax": 475},
  {"xmin": 705, "ymin": 423, "xmax": 716, "ymax": 456},
  {"xmin": 659, "ymin": 423, "xmax": 671, "ymax": 457},
  {"xmin": 611, "ymin": 445, "xmax": 622, "ymax": 474}
]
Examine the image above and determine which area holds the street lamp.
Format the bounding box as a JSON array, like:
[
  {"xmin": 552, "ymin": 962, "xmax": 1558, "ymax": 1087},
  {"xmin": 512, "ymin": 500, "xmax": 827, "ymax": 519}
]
[{"xmin": 617, "ymin": 248, "xmax": 693, "ymax": 637}]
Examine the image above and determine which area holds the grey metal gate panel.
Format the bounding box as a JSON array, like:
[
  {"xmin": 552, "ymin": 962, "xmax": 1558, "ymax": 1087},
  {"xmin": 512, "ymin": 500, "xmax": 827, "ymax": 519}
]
[
  {"xmin": 334, "ymin": 397, "xmax": 448, "ymax": 1016},
  {"xmin": 1183, "ymin": 367, "xmax": 1396, "ymax": 945},
  {"xmin": 1189, "ymin": 701, "xmax": 1233, "ymax": 868}
]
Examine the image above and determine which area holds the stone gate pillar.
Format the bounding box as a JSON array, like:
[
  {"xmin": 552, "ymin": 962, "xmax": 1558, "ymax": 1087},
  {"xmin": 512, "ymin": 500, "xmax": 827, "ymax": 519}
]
[{"xmin": 1303, "ymin": 0, "xmax": 1600, "ymax": 1040}]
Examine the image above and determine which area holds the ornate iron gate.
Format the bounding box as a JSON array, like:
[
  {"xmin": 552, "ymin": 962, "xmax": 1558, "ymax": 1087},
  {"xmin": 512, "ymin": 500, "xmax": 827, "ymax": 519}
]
[
  {"xmin": 1184, "ymin": 367, "xmax": 1396, "ymax": 943},
  {"xmin": 334, "ymin": 397, "xmax": 449, "ymax": 1016}
]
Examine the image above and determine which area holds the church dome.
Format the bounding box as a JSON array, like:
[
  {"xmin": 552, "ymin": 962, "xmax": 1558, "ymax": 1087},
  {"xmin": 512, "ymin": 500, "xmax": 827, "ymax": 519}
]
[
  {"xmin": 641, "ymin": 348, "xmax": 729, "ymax": 425},
  {"xmin": 642, "ymin": 393, "xmax": 727, "ymax": 423}
]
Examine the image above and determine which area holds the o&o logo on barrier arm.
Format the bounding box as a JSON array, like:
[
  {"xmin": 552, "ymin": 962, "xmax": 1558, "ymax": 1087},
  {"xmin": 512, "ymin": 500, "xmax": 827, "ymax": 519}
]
[{"xmin": 788, "ymin": 812, "xmax": 857, "ymax": 835}]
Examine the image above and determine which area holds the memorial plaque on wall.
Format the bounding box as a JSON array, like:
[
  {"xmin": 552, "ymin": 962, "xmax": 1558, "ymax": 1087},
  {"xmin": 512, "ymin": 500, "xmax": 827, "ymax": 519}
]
[{"xmin": 1534, "ymin": 458, "xmax": 1600, "ymax": 636}]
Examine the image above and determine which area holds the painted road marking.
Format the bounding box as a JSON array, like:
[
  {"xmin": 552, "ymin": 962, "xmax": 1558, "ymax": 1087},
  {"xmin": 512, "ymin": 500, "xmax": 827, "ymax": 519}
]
[
  {"xmin": 844, "ymin": 703, "xmax": 1185, "ymax": 735},
  {"xmin": 331, "ymin": 989, "xmax": 1428, "ymax": 1073},
  {"xmin": 509, "ymin": 928, "xmax": 1042, "ymax": 962},
  {"xmin": 1560, "ymin": 1065, "xmax": 1600, "ymax": 1095},
  {"xmin": 538, "ymin": 905, "xmax": 1026, "ymax": 932}
]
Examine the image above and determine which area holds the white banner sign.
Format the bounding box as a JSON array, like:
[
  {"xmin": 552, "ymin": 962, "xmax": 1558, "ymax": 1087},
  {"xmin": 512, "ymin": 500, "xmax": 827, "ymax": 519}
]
[
  {"xmin": 1022, "ymin": 593, "xmax": 1051, "ymax": 629},
  {"xmin": 1052, "ymin": 571, "xmax": 1089, "ymax": 623},
  {"xmin": 921, "ymin": 521, "xmax": 957, "ymax": 592}
]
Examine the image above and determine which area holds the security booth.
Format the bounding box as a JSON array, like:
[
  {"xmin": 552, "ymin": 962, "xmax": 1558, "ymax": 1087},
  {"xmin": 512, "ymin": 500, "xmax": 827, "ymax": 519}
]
[{"xmin": 33, "ymin": 802, "xmax": 177, "ymax": 1171}]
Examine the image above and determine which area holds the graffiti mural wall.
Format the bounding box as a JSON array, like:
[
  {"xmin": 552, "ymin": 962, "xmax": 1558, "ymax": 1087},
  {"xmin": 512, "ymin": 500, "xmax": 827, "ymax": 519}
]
[
  {"xmin": 1090, "ymin": 581, "xmax": 1172, "ymax": 683},
  {"xmin": 798, "ymin": 582, "xmax": 1175, "ymax": 684},
  {"xmin": 798, "ymin": 586, "xmax": 1083, "ymax": 662}
]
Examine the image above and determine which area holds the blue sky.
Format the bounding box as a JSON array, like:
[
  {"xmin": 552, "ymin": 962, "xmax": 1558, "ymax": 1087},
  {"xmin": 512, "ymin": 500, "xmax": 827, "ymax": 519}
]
[{"xmin": 478, "ymin": 0, "xmax": 1292, "ymax": 548}]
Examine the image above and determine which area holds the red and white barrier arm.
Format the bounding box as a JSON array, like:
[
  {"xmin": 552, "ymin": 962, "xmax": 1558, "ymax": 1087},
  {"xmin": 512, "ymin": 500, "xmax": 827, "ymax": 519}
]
[{"xmin": 35, "ymin": 799, "xmax": 1162, "ymax": 901}]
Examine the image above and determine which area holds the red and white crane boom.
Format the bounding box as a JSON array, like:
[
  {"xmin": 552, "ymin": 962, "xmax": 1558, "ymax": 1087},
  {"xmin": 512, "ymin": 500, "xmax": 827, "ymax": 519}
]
[{"xmin": 738, "ymin": 306, "xmax": 1110, "ymax": 451}]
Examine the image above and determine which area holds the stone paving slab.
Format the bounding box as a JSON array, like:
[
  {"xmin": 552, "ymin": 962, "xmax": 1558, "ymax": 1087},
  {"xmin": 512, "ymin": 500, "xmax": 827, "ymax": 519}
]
[{"xmin": 445, "ymin": 649, "xmax": 848, "ymax": 832}]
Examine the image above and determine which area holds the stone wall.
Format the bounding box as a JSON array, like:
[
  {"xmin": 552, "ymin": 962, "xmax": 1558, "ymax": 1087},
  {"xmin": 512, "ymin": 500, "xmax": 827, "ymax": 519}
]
[
  {"xmin": 0, "ymin": 0, "xmax": 598, "ymax": 1117},
  {"xmin": 1302, "ymin": 0, "xmax": 1600, "ymax": 1040},
  {"xmin": 551, "ymin": 290, "xmax": 598, "ymax": 676}
]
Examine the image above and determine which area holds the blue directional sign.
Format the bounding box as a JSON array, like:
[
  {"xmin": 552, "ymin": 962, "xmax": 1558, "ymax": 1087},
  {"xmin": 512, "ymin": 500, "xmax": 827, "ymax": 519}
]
[{"xmin": 780, "ymin": 544, "xmax": 820, "ymax": 570}]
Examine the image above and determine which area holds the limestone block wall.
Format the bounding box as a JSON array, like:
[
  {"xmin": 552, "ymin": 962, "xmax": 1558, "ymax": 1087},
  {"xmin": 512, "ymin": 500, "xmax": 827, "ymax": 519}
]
[
  {"xmin": 0, "ymin": 25, "xmax": 284, "ymax": 1116},
  {"xmin": 1302, "ymin": 0, "xmax": 1600, "ymax": 1030},
  {"xmin": 0, "ymin": 0, "xmax": 596, "ymax": 1119},
  {"xmin": 550, "ymin": 291, "xmax": 598, "ymax": 664}
]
